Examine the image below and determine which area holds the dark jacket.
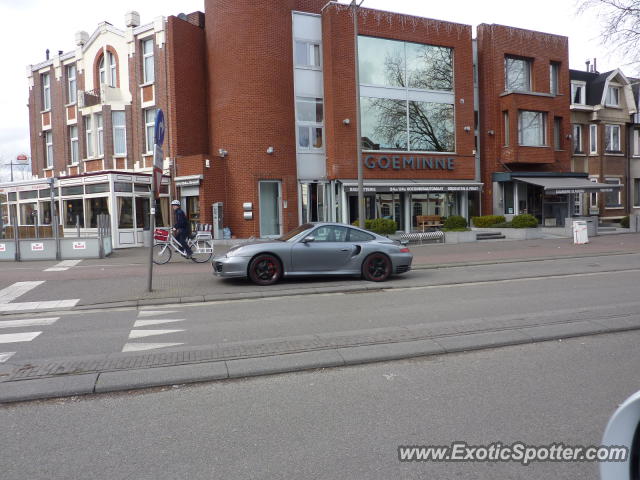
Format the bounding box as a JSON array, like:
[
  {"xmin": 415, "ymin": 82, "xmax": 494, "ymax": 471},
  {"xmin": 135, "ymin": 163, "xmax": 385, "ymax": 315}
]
[{"xmin": 173, "ymin": 208, "xmax": 189, "ymax": 232}]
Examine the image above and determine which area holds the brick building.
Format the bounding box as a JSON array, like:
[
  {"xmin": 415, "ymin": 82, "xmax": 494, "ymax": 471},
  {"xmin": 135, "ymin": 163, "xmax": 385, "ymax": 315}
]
[{"xmin": 8, "ymin": 3, "xmax": 631, "ymax": 247}]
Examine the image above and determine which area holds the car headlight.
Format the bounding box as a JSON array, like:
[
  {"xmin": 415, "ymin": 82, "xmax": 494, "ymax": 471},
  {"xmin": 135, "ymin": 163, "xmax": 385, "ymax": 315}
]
[{"xmin": 226, "ymin": 246, "xmax": 247, "ymax": 257}]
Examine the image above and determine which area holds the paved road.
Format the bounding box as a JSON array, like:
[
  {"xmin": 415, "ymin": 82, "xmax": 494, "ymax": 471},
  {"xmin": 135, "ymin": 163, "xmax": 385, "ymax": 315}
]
[
  {"xmin": 1, "ymin": 252, "xmax": 639, "ymax": 366},
  {"xmin": 2, "ymin": 330, "xmax": 638, "ymax": 480}
]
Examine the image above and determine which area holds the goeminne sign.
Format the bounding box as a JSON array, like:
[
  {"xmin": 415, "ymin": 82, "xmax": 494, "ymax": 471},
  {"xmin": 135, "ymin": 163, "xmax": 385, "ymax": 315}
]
[{"xmin": 364, "ymin": 156, "xmax": 455, "ymax": 171}]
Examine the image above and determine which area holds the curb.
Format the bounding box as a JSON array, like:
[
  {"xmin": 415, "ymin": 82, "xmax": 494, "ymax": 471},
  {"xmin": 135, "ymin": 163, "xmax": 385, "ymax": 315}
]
[{"xmin": 2, "ymin": 315, "xmax": 639, "ymax": 404}]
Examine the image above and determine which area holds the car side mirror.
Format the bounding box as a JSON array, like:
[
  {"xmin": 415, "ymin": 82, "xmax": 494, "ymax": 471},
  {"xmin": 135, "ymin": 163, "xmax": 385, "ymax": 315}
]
[{"xmin": 302, "ymin": 235, "xmax": 315, "ymax": 243}]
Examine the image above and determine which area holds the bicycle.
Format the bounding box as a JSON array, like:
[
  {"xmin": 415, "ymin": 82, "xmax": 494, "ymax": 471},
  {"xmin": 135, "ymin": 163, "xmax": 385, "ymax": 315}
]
[{"xmin": 152, "ymin": 227, "xmax": 214, "ymax": 264}]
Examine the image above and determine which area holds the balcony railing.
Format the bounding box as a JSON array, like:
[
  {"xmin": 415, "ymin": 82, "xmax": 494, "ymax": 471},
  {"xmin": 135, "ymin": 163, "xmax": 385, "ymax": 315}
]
[{"xmin": 79, "ymin": 89, "xmax": 101, "ymax": 108}]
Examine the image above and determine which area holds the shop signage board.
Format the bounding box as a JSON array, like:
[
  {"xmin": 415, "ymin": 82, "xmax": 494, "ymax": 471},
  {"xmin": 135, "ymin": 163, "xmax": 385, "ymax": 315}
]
[
  {"xmin": 31, "ymin": 243, "xmax": 44, "ymax": 251},
  {"xmin": 72, "ymin": 241, "xmax": 86, "ymax": 250},
  {"xmin": 0, "ymin": 244, "xmax": 5, "ymax": 252},
  {"xmin": 345, "ymin": 185, "xmax": 481, "ymax": 193}
]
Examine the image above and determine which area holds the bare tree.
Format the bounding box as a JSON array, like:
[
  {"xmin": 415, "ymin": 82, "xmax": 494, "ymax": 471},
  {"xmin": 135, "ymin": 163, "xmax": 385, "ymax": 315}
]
[{"xmin": 578, "ymin": 0, "xmax": 640, "ymax": 66}]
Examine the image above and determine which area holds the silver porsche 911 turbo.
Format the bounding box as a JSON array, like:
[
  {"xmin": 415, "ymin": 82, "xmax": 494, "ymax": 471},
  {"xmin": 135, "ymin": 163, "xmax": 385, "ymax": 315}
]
[{"xmin": 212, "ymin": 222, "xmax": 413, "ymax": 285}]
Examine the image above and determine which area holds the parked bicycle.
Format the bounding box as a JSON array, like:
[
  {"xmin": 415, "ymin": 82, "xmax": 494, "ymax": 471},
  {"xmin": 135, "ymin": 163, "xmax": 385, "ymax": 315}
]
[{"xmin": 152, "ymin": 227, "xmax": 214, "ymax": 264}]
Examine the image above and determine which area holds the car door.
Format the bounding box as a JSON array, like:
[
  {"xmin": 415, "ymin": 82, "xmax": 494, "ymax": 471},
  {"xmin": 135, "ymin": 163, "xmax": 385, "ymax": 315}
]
[{"xmin": 291, "ymin": 225, "xmax": 354, "ymax": 272}]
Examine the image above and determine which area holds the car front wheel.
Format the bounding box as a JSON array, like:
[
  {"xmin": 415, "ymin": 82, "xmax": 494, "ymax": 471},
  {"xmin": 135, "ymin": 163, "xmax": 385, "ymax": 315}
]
[
  {"xmin": 362, "ymin": 253, "xmax": 392, "ymax": 282},
  {"xmin": 248, "ymin": 254, "xmax": 282, "ymax": 285}
]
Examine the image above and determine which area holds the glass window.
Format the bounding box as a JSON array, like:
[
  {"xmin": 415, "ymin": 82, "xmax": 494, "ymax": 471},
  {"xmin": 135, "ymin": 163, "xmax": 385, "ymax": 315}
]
[
  {"xmin": 503, "ymin": 111, "xmax": 510, "ymax": 146},
  {"xmin": 87, "ymin": 197, "xmax": 109, "ymax": 228},
  {"xmin": 505, "ymin": 57, "xmax": 531, "ymax": 92},
  {"xmin": 145, "ymin": 108, "xmax": 156, "ymax": 153},
  {"xmin": 605, "ymin": 179, "xmax": 621, "ymax": 208},
  {"xmin": 348, "ymin": 228, "xmax": 374, "ymax": 242},
  {"xmin": 553, "ymin": 117, "xmax": 562, "ymax": 150},
  {"xmin": 296, "ymin": 97, "xmax": 323, "ymax": 151},
  {"xmin": 19, "ymin": 190, "xmax": 38, "ymax": 200},
  {"xmin": 118, "ymin": 197, "xmax": 133, "ymax": 229},
  {"xmin": 134, "ymin": 184, "xmax": 150, "ymax": 193},
  {"xmin": 518, "ymin": 111, "xmax": 546, "ymax": 146},
  {"xmin": 361, "ymin": 97, "xmax": 408, "ymax": 151},
  {"xmin": 590, "ymin": 124, "xmax": 598, "ymax": 154},
  {"xmin": 358, "ymin": 36, "xmax": 405, "ymax": 87},
  {"xmin": 571, "ymin": 82, "xmax": 585, "ymax": 104},
  {"xmin": 61, "ymin": 185, "xmax": 83, "ymax": 196},
  {"xmin": 112, "ymin": 111, "xmax": 126, "ymax": 156},
  {"xmin": 606, "ymin": 86, "xmax": 620, "ymax": 106},
  {"xmin": 42, "ymin": 72, "xmax": 51, "ymax": 110},
  {"xmin": 406, "ymin": 42, "xmax": 453, "ymax": 91},
  {"xmin": 409, "ymin": 101, "xmax": 454, "ymax": 152},
  {"xmin": 142, "ymin": 38, "xmax": 155, "ymax": 83},
  {"xmin": 66, "ymin": 64, "xmax": 77, "ymax": 104},
  {"xmin": 95, "ymin": 114, "xmax": 103, "ymax": 156},
  {"xmin": 84, "ymin": 116, "xmax": 93, "ymax": 158},
  {"xmin": 99, "ymin": 56, "xmax": 106, "ymax": 85},
  {"xmin": 85, "ymin": 183, "xmax": 109, "ymax": 194},
  {"xmin": 294, "ymin": 41, "xmax": 321, "ymax": 68},
  {"xmin": 634, "ymin": 179, "xmax": 640, "ymax": 207},
  {"xmin": 296, "ymin": 97, "xmax": 323, "ymax": 123},
  {"xmin": 550, "ymin": 62, "xmax": 559, "ymax": 95},
  {"xmin": 573, "ymin": 124, "xmax": 583, "ymax": 153},
  {"xmin": 605, "ymin": 124, "xmax": 621, "ymax": 152},
  {"xmin": 45, "ymin": 131, "xmax": 53, "ymax": 167},
  {"xmin": 156, "ymin": 198, "xmax": 170, "ymax": 227},
  {"xmin": 8, "ymin": 192, "xmax": 17, "ymax": 201},
  {"xmin": 39, "ymin": 201, "xmax": 52, "ymax": 225},
  {"xmin": 20, "ymin": 203, "xmax": 37, "ymax": 225},
  {"xmin": 64, "ymin": 199, "xmax": 84, "ymax": 227},
  {"xmin": 503, "ymin": 183, "xmax": 514, "ymax": 215},
  {"xmin": 70, "ymin": 125, "xmax": 79, "ymax": 164},
  {"xmin": 312, "ymin": 225, "xmax": 348, "ymax": 242},
  {"xmin": 108, "ymin": 52, "xmax": 117, "ymax": 87},
  {"xmin": 114, "ymin": 182, "xmax": 133, "ymax": 192},
  {"xmin": 136, "ymin": 197, "xmax": 150, "ymax": 230},
  {"xmin": 633, "ymin": 129, "xmax": 640, "ymax": 156}
]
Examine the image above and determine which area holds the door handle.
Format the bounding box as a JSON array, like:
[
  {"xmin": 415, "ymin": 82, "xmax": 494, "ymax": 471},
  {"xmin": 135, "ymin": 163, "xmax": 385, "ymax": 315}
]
[{"xmin": 340, "ymin": 248, "xmax": 349, "ymax": 251}]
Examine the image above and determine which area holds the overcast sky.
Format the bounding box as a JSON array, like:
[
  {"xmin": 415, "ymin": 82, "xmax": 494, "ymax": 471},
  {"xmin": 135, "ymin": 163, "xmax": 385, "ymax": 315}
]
[{"xmin": 0, "ymin": 0, "xmax": 630, "ymax": 181}]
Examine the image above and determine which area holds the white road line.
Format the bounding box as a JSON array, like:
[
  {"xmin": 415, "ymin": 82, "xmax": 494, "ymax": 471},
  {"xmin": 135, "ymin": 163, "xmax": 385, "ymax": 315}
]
[
  {"xmin": 122, "ymin": 342, "xmax": 184, "ymax": 353},
  {"xmin": 128, "ymin": 329, "xmax": 184, "ymax": 339},
  {"xmin": 0, "ymin": 299, "xmax": 79, "ymax": 312},
  {"xmin": 0, "ymin": 332, "xmax": 42, "ymax": 344},
  {"xmin": 0, "ymin": 317, "xmax": 59, "ymax": 329},
  {"xmin": 44, "ymin": 260, "xmax": 82, "ymax": 272},
  {"xmin": 133, "ymin": 319, "xmax": 185, "ymax": 328},
  {"xmin": 0, "ymin": 281, "xmax": 44, "ymax": 304},
  {"xmin": 0, "ymin": 352, "xmax": 16, "ymax": 363},
  {"xmin": 137, "ymin": 310, "xmax": 177, "ymax": 317}
]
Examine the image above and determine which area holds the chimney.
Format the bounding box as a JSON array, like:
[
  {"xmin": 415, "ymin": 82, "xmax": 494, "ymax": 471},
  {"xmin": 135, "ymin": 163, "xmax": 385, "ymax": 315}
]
[
  {"xmin": 585, "ymin": 60, "xmax": 590, "ymax": 72},
  {"xmin": 593, "ymin": 58, "xmax": 598, "ymax": 74},
  {"xmin": 45, "ymin": 49, "xmax": 50, "ymax": 60},
  {"xmin": 58, "ymin": 50, "xmax": 63, "ymax": 56},
  {"xmin": 75, "ymin": 31, "xmax": 89, "ymax": 46},
  {"xmin": 125, "ymin": 11, "xmax": 140, "ymax": 28}
]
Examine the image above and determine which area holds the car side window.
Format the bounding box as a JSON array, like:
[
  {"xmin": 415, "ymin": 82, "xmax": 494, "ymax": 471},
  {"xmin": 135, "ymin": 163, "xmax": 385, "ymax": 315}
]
[
  {"xmin": 348, "ymin": 228, "xmax": 375, "ymax": 242},
  {"xmin": 312, "ymin": 226, "xmax": 348, "ymax": 242}
]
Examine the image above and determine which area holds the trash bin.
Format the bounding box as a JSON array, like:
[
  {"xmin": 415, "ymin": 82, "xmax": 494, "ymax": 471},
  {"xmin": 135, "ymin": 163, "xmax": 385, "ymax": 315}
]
[{"xmin": 573, "ymin": 220, "xmax": 588, "ymax": 244}]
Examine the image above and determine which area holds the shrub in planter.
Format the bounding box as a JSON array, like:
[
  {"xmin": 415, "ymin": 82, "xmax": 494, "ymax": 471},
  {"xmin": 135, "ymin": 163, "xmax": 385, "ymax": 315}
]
[
  {"xmin": 443, "ymin": 215, "xmax": 467, "ymax": 230},
  {"xmin": 511, "ymin": 214, "xmax": 538, "ymax": 228},
  {"xmin": 352, "ymin": 218, "xmax": 398, "ymax": 235},
  {"xmin": 621, "ymin": 216, "xmax": 630, "ymax": 228},
  {"xmin": 471, "ymin": 215, "xmax": 506, "ymax": 228}
]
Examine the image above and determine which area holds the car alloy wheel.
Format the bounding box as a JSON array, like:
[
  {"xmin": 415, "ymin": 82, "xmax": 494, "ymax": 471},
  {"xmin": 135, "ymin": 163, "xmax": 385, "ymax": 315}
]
[
  {"xmin": 248, "ymin": 254, "xmax": 282, "ymax": 285},
  {"xmin": 362, "ymin": 253, "xmax": 391, "ymax": 282}
]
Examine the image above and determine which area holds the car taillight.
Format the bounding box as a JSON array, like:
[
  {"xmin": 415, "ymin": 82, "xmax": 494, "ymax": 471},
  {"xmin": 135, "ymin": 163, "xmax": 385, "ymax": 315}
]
[{"xmin": 399, "ymin": 247, "xmax": 410, "ymax": 253}]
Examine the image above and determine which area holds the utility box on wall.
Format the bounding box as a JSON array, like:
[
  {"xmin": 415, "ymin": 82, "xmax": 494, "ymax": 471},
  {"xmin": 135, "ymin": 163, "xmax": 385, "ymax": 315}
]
[{"xmin": 212, "ymin": 202, "xmax": 223, "ymax": 239}]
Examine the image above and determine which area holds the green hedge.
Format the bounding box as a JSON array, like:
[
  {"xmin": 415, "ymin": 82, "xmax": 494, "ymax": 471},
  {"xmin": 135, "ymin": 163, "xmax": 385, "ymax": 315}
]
[
  {"xmin": 443, "ymin": 215, "xmax": 467, "ymax": 229},
  {"xmin": 471, "ymin": 215, "xmax": 505, "ymax": 228},
  {"xmin": 352, "ymin": 218, "xmax": 398, "ymax": 235},
  {"xmin": 621, "ymin": 216, "xmax": 630, "ymax": 228},
  {"xmin": 511, "ymin": 214, "xmax": 538, "ymax": 228}
]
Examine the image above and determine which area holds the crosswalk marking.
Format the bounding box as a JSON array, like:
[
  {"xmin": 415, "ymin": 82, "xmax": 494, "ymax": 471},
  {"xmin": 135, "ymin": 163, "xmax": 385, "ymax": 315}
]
[
  {"xmin": 0, "ymin": 352, "xmax": 16, "ymax": 363},
  {"xmin": 0, "ymin": 299, "xmax": 79, "ymax": 312},
  {"xmin": 0, "ymin": 281, "xmax": 44, "ymax": 304},
  {"xmin": 133, "ymin": 319, "xmax": 184, "ymax": 328},
  {"xmin": 44, "ymin": 260, "xmax": 82, "ymax": 272},
  {"xmin": 128, "ymin": 329, "xmax": 184, "ymax": 339},
  {"xmin": 122, "ymin": 342, "xmax": 184, "ymax": 353},
  {"xmin": 0, "ymin": 332, "xmax": 42, "ymax": 344},
  {"xmin": 0, "ymin": 317, "xmax": 59, "ymax": 329},
  {"xmin": 137, "ymin": 310, "xmax": 177, "ymax": 317}
]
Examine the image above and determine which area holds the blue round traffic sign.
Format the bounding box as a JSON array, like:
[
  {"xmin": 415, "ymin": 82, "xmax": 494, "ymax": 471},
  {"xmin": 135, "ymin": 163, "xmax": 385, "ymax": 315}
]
[{"xmin": 154, "ymin": 109, "xmax": 165, "ymax": 146}]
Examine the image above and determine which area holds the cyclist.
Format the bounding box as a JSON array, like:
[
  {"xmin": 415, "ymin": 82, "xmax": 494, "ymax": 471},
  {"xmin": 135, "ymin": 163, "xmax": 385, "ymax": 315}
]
[{"xmin": 171, "ymin": 200, "xmax": 193, "ymax": 258}]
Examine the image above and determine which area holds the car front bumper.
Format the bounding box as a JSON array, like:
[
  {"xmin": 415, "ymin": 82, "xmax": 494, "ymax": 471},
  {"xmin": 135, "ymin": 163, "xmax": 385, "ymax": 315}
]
[{"xmin": 212, "ymin": 255, "xmax": 251, "ymax": 278}]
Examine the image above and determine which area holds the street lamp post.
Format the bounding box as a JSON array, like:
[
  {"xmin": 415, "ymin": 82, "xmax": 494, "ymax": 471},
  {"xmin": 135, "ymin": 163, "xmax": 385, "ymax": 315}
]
[{"xmin": 352, "ymin": 0, "xmax": 365, "ymax": 229}]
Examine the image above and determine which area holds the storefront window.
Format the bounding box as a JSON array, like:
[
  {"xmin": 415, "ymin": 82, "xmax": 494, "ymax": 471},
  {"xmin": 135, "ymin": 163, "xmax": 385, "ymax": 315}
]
[
  {"xmin": 19, "ymin": 190, "xmax": 38, "ymax": 200},
  {"xmin": 20, "ymin": 202, "xmax": 37, "ymax": 225},
  {"xmin": 156, "ymin": 198, "xmax": 170, "ymax": 227},
  {"xmin": 504, "ymin": 183, "xmax": 514, "ymax": 215},
  {"xmin": 186, "ymin": 196, "xmax": 200, "ymax": 227},
  {"xmin": 64, "ymin": 199, "xmax": 84, "ymax": 227},
  {"xmin": 135, "ymin": 197, "xmax": 150, "ymax": 230},
  {"xmin": 40, "ymin": 201, "xmax": 52, "ymax": 225},
  {"xmin": 118, "ymin": 197, "xmax": 133, "ymax": 229},
  {"xmin": 114, "ymin": 182, "xmax": 133, "ymax": 193},
  {"xmin": 410, "ymin": 193, "xmax": 460, "ymax": 228},
  {"xmin": 85, "ymin": 183, "xmax": 109, "ymax": 194},
  {"xmin": 62, "ymin": 186, "xmax": 83, "ymax": 196},
  {"xmin": 87, "ymin": 198, "xmax": 109, "ymax": 228}
]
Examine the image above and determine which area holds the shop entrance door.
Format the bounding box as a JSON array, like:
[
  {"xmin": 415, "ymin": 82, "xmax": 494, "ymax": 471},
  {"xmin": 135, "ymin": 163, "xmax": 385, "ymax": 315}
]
[{"xmin": 259, "ymin": 181, "xmax": 281, "ymax": 238}]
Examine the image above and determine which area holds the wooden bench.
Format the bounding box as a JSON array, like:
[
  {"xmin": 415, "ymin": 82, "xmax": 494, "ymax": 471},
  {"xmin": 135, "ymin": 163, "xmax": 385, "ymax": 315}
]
[{"xmin": 416, "ymin": 215, "xmax": 443, "ymax": 232}]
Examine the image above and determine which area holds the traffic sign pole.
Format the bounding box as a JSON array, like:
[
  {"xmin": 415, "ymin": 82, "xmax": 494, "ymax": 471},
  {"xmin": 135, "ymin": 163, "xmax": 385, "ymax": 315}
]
[{"xmin": 147, "ymin": 109, "xmax": 165, "ymax": 292}]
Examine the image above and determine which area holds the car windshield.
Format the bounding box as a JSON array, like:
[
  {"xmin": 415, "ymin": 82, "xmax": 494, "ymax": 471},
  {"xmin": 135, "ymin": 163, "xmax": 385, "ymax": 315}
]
[{"xmin": 279, "ymin": 223, "xmax": 314, "ymax": 242}]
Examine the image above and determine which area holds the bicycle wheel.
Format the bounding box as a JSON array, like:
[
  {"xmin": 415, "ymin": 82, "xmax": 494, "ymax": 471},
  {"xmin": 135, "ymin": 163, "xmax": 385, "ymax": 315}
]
[
  {"xmin": 152, "ymin": 243, "xmax": 172, "ymax": 264},
  {"xmin": 190, "ymin": 239, "xmax": 214, "ymax": 263}
]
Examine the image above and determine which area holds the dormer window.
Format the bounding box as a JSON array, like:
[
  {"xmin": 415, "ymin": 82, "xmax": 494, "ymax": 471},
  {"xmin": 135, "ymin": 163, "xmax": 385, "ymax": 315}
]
[
  {"xmin": 606, "ymin": 86, "xmax": 620, "ymax": 107},
  {"xmin": 571, "ymin": 81, "xmax": 586, "ymax": 105}
]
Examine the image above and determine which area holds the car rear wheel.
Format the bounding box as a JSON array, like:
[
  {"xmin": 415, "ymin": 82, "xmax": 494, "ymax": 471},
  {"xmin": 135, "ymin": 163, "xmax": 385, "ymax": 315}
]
[
  {"xmin": 248, "ymin": 254, "xmax": 282, "ymax": 285},
  {"xmin": 362, "ymin": 253, "xmax": 392, "ymax": 282}
]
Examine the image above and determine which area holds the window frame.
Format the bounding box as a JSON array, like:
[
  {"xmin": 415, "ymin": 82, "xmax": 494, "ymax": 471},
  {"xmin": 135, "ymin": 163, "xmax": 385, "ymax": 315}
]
[
  {"xmin": 605, "ymin": 124, "xmax": 621, "ymax": 153},
  {"xmin": 518, "ymin": 110, "xmax": 547, "ymax": 147},
  {"xmin": 42, "ymin": 72, "xmax": 51, "ymax": 111},
  {"xmin": 589, "ymin": 124, "xmax": 598, "ymax": 154},
  {"xmin": 606, "ymin": 85, "xmax": 620, "ymax": 107},
  {"xmin": 553, "ymin": 117, "xmax": 562, "ymax": 150},
  {"xmin": 503, "ymin": 111, "xmax": 510, "ymax": 146},
  {"xmin": 44, "ymin": 131, "xmax": 53, "ymax": 168},
  {"xmin": 505, "ymin": 56, "xmax": 531, "ymax": 92},
  {"xmin": 549, "ymin": 62, "xmax": 560, "ymax": 95},
  {"xmin": 112, "ymin": 111, "xmax": 127, "ymax": 156},
  {"xmin": 294, "ymin": 40, "xmax": 321, "ymax": 69},
  {"xmin": 604, "ymin": 178, "xmax": 622, "ymax": 208},
  {"xmin": 95, "ymin": 113, "xmax": 104, "ymax": 157},
  {"xmin": 69, "ymin": 125, "xmax": 79, "ymax": 165},
  {"xmin": 142, "ymin": 38, "xmax": 155, "ymax": 84},
  {"xmin": 66, "ymin": 64, "xmax": 77, "ymax": 104},
  {"xmin": 144, "ymin": 108, "xmax": 156, "ymax": 154},
  {"xmin": 84, "ymin": 115, "xmax": 94, "ymax": 158},
  {"xmin": 295, "ymin": 96, "xmax": 324, "ymax": 152},
  {"xmin": 571, "ymin": 81, "xmax": 586, "ymax": 105},
  {"xmin": 572, "ymin": 124, "xmax": 583, "ymax": 154}
]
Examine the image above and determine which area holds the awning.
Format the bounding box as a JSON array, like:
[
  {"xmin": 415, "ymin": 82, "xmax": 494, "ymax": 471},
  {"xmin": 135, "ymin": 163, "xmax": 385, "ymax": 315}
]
[
  {"xmin": 340, "ymin": 179, "xmax": 483, "ymax": 193},
  {"xmin": 512, "ymin": 177, "xmax": 622, "ymax": 195}
]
